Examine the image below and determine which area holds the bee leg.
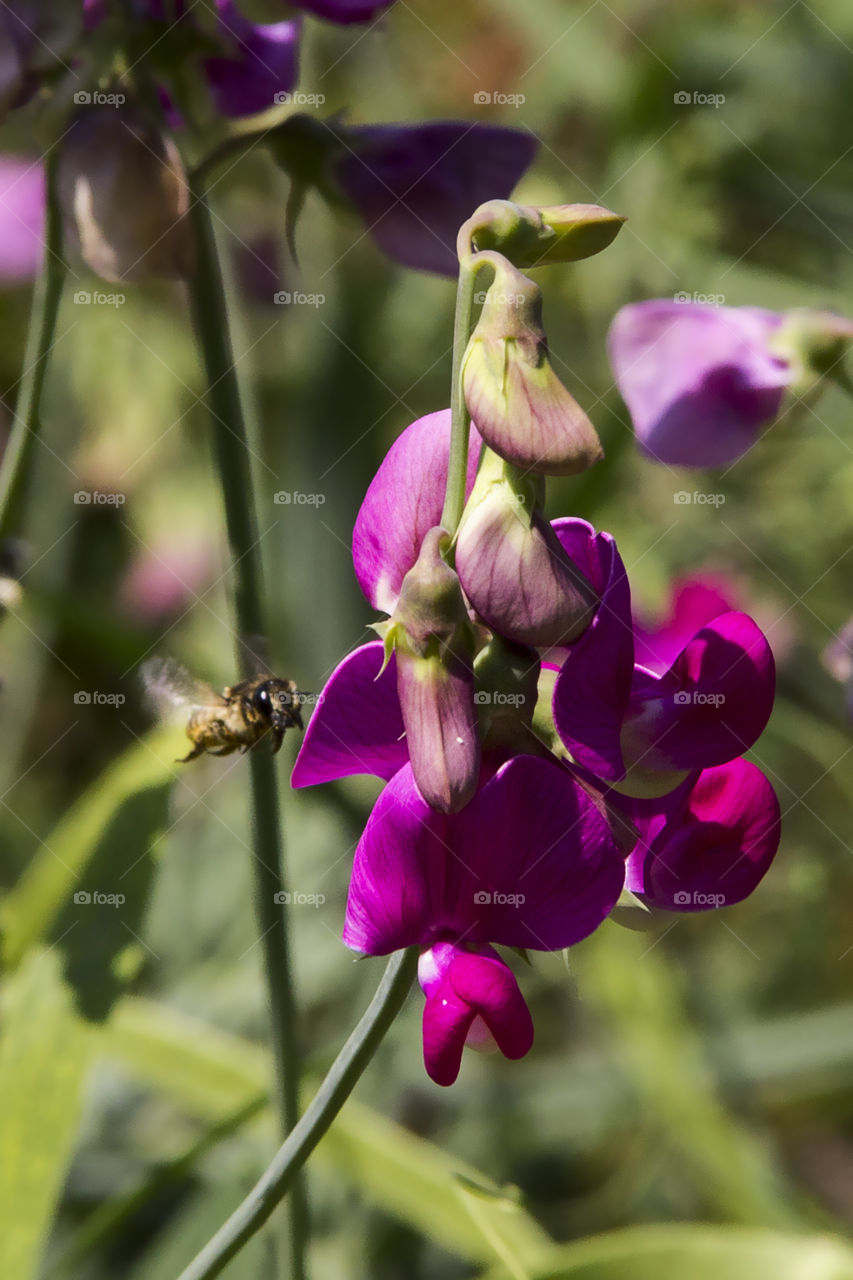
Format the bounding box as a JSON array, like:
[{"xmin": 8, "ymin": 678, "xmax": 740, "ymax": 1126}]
[
  {"xmin": 177, "ymin": 743, "xmax": 205, "ymax": 763},
  {"xmin": 271, "ymin": 729, "xmax": 284, "ymax": 754}
]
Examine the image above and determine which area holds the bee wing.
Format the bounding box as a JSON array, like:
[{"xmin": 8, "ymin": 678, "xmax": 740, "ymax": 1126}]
[{"xmin": 140, "ymin": 656, "xmax": 228, "ymax": 721}]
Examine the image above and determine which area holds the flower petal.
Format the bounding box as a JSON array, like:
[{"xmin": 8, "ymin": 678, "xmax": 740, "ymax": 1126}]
[
  {"xmin": 291, "ymin": 641, "xmax": 407, "ymax": 787},
  {"xmin": 625, "ymin": 758, "xmax": 781, "ymax": 910},
  {"xmin": 343, "ymin": 754, "xmax": 624, "ymax": 954},
  {"xmin": 352, "ymin": 409, "xmax": 481, "ymax": 614},
  {"xmin": 551, "ymin": 519, "xmax": 634, "ymax": 781},
  {"xmin": 608, "ymin": 301, "xmax": 790, "ymax": 467},
  {"xmin": 623, "ymin": 611, "xmax": 775, "ymax": 773},
  {"xmin": 633, "ymin": 572, "xmax": 739, "ymax": 676},
  {"xmin": 334, "ymin": 123, "xmax": 537, "ymax": 276},
  {"xmin": 205, "ymin": 2, "xmax": 300, "ymax": 118}
]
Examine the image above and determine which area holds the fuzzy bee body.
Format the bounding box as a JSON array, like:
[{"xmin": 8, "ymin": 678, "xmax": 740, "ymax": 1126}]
[{"xmin": 142, "ymin": 658, "xmax": 303, "ymax": 762}]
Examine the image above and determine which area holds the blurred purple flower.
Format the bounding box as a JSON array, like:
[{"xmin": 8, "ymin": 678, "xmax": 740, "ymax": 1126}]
[
  {"xmin": 334, "ymin": 122, "xmax": 537, "ymax": 275},
  {"xmin": 623, "ymin": 757, "xmax": 781, "ymax": 911},
  {"xmin": 293, "ymin": 0, "xmax": 396, "ymax": 21},
  {"xmin": 551, "ymin": 519, "xmax": 775, "ymax": 784},
  {"xmin": 0, "ymin": 157, "xmax": 44, "ymax": 281},
  {"xmin": 608, "ymin": 301, "xmax": 791, "ymax": 467},
  {"xmin": 205, "ymin": 0, "xmax": 300, "ymax": 118}
]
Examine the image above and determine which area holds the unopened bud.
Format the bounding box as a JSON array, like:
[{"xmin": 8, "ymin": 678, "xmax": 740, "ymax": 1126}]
[
  {"xmin": 58, "ymin": 102, "xmax": 195, "ymax": 283},
  {"xmin": 463, "ymin": 257, "xmax": 602, "ymax": 476},
  {"xmin": 466, "ymin": 199, "xmax": 624, "ymax": 268},
  {"xmin": 386, "ymin": 527, "xmax": 480, "ymax": 813}
]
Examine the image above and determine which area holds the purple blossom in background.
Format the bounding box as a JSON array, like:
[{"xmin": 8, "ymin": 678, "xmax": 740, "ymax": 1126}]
[
  {"xmin": 293, "ymin": 0, "xmax": 396, "ymax": 22},
  {"xmin": 204, "ymin": 0, "xmax": 300, "ymax": 118},
  {"xmin": 0, "ymin": 157, "xmax": 44, "ymax": 281},
  {"xmin": 608, "ymin": 301, "xmax": 791, "ymax": 467},
  {"xmin": 334, "ymin": 123, "xmax": 538, "ymax": 275}
]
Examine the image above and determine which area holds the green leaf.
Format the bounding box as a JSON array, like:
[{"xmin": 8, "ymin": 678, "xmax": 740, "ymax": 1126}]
[
  {"xmin": 102, "ymin": 996, "xmax": 551, "ymax": 1265},
  {"xmin": 477, "ymin": 1225, "xmax": 853, "ymax": 1280},
  {"xmin": 1, "ymin": 727, "xmax": 181, "ymax": 973},
  {"xmin": 0, "ymin": 950, "xmax": 94, "ymax": 1280}
]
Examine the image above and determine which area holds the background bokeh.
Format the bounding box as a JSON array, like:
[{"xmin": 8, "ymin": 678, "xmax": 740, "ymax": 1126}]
[{"xmin": 2, "ymin": 1, "xmax": 853, "ymax": 1277}]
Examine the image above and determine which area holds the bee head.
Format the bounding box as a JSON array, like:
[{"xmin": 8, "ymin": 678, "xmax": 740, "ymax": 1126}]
[{"xmin": 252, "ymin": 679, "xmax": 303, "ymax": 733}]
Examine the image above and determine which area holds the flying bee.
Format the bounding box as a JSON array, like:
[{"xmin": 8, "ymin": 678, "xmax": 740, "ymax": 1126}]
[{"xmin": 141, "ymin": 657, "xmax": 303, "ymax": 762}]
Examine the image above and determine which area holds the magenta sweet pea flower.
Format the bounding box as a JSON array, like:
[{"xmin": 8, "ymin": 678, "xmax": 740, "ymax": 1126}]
[
  {"xmin": 353, "ymin": 409, "xmax": 482, "ymax": 614},
  {"xmin": 0, "ymin": 157, "xmax": 45, "ymax": 282},
  {"xmin": 344, "ymin": 754, "xmax": 625, "ymax": 1084},
  {"xmin": 608, "ymin": 301, "xmax": 791, "ymax": 467},
  {"xmin": 333, "ymin": 123, "xmax": 538, "ymax": 276},
  {"xmin": 623, "ymin": 757, "xmax": 781, "ymax": 911},
  {"xmin": 551, "ymin": 520, "xmax": 775, "ymax": 787},
  {"xmin": 204, "ymin": 0, "xmax": 300, "ymax": 118}
]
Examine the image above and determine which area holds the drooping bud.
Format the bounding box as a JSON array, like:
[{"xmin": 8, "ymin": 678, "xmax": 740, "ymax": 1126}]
[
  {"xmin": 385, "ymin": 527, "xmax": 480, "ymax": 813},
  {"xmin": 464, "ymin": 199, "xmax": 624, "ymax": 268},
  {"xmin": 463, "ymin": 256, "xmax": 603, "ymax": 476},
  {"xmin": 57, "ymin": 102, "xmax": 195, "ymax": 283},
  {"xmin": 473, "ymin": 635, "xmax": 540, "ymax": 749},
  {"xmin": 455, "ymin": 450, "xmax": 597, "ymax": 647}
]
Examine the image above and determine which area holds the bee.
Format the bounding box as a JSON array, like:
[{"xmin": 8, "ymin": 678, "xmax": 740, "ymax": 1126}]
[{"xmin": 141, "ymin": 657, "xmax": 303, "ymax": 762}]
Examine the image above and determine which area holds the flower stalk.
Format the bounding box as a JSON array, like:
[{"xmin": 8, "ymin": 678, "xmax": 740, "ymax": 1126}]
[
  {"xmin": 176, "ymin": 948, "xmax": 419, "ymax": 1280},
  {"xmin": 186, "ymin": 172, "xmax": 306, "ymax": 1280}
]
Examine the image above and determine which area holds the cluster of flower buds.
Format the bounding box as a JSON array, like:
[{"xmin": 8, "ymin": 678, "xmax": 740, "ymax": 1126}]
[{"xmin": 294, "ymin": 200, "xmax": 781, "ymax": 1086}]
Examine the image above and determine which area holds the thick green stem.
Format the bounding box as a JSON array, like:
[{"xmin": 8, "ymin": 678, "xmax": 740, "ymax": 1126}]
[
  {"xmin": 0, "ymin": 152, "xmax": 66, "ymax": 543},
  {"xmin": 176, "ymin": 948, "xmax": 419, "ymax": 1280},
  {"xmin": 187, "ymin": 173, "xmax": 306, "ymax": 1280}
]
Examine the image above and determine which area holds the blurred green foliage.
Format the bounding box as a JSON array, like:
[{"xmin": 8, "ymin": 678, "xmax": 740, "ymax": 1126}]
[{"xmin": 2, "ymin": 0, "xmax": 853, "ymax": 1277}]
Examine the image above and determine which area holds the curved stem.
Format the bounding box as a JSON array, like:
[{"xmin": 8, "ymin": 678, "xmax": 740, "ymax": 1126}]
[
  {"xmin": 439, "ymin": 256, "xmax": 478, "ymax": 540},
  {"xmin": 0, "ymin": 152, "xmax": 66, "ymax": 543},
  {"xmin": 176, "ymin": 947, "xmax": 419, "ymax": 1280},
  {"xmin": 186, "ymin": 173, "xmax": 306, "ymax": 1280}
]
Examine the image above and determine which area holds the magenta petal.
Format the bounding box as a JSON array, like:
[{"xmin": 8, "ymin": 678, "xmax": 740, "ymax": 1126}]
[
  {"xmin": 334, "ymin": 123, "xmax": 537, "ymax": 276},
  {"xmin": 421, "ymin": 972, "xmax": 474, "ymax": 1086},
  {"xmin": 291, "ymin": 642, "xmax": 407, "ymax": 787},
  {"xmin": 551, "ymin": 519, "xmax": 634, "ymax": 781},
  {"xmin": 608, "ymin": 301, "xmax": 790, "ymax": 467},
  {"xmin": 448, "ymin": 951, "xmax": 534, "ymax": 1061},
  {"xmin": 625, "ymin": 758, "xmax": 781, "ymax": 910},
  {"xmin": 343, "ymin": 754, "xmax": 624, "ymax": 955},
  {"xmin": 624, "ymin": 611, "xmax": 775, "ymax": 773},
  {"xmin": 633, "ymin": 572, "xmax": 739, "ymax": 676},
  {"xmin": 352, "ymin": 410, "xmax": 481, "ymax": 613},
  {"xmin": 294, "ymin": 0, "xmax": 395, "ymax": 21}
]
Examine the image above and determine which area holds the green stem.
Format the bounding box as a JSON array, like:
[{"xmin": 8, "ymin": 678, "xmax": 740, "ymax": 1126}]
[
  {"xmin": 0, "ymin": 152, "xmax": 66, "ymax": 543},
  {"xmin": 439, "ymin": 255, "xmax": 479, "ymax": 539},
  {"xmin": 176, "ymin": 948, "xmax": 419, "ymax": 1280},
  {"xmin": 187, "ymin": 173, "xmax": 306, "ymax": 1280}
]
